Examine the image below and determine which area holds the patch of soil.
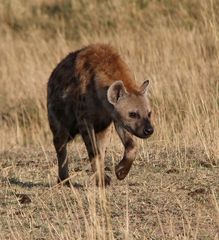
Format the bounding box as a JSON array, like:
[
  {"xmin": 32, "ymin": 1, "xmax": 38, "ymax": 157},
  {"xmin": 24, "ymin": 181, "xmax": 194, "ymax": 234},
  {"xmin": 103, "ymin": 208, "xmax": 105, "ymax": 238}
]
[{"xmin": 0, "ymin": 146, "xmax": 218, "ymax": 239}]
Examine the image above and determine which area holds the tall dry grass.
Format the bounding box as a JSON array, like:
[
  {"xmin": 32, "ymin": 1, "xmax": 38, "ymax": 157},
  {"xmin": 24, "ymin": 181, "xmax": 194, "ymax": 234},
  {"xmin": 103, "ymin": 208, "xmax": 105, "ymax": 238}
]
[
  {"xmin": 0, "ymin": 1, "xmax": 218, "ymax": 238},
  {"xmin": 0, "ymin": 0, "xmax": 218, "ymax": 157}
]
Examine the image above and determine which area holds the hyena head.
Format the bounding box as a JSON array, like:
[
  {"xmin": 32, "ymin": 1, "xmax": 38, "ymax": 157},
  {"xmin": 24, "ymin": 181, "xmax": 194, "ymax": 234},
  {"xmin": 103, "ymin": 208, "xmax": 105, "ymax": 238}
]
[{"xmin": 107, "ymin": 80, "xmax": 154, "ymax": 139}]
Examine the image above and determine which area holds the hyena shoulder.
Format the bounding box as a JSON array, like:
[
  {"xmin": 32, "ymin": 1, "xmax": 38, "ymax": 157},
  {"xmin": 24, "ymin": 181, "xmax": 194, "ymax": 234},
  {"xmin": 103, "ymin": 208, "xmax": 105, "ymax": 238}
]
[{"xmin": 74, "ymin": 44, "xmax": 139, "ymax": 94}]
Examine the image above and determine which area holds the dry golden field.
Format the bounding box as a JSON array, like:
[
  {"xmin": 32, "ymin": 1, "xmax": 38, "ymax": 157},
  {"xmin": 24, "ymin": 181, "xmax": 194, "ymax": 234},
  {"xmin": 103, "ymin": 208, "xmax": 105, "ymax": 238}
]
[{"xmin": 0, "ymin": 0, "xmax": 218, "ymax": 239}]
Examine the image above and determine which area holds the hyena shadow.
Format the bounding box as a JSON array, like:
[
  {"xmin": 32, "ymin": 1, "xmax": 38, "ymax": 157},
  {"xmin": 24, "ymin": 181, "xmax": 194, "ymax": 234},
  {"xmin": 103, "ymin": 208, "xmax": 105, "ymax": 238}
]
[
  {"xmin": 6, "ymin": 177, "xmax": 51, "ymax": 188},
  {"xmin": 7, "ymin": 177, "xmax": 84, "ymax": 189}
]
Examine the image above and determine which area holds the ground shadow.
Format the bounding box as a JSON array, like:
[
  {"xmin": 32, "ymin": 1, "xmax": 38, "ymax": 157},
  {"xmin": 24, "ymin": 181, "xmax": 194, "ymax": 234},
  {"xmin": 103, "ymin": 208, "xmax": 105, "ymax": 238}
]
[
  {"xmin": 5, "ymin": 177, "xmax": 51, "ymax": 188},
  {"xmin": 4, "ymin": 177, "xmax": 84, "ymax": 190}
]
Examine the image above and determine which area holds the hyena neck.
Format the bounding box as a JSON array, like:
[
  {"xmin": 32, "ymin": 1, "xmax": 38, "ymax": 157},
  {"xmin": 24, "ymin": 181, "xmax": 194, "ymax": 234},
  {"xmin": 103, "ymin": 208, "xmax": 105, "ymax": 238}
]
[{"xmin": 95, "ymin": 86, "xmax": 117, "ymax": 120}]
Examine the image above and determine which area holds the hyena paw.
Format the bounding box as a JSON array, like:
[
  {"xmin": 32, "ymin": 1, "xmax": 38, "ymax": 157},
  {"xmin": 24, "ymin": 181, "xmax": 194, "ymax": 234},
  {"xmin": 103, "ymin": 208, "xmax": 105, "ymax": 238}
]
[
  {"xmin": 96, "ymin": 174, "xmax": 111, "ymax": 187},
  {"xmin": 104, "ymin": 174, "xmax": 111, "ymax": 186},
  {"xmin": 57, "ymin": 177, "xmax": 71, "ymax": 187},
  {"xmin": 115, "ymin": 162, "xmax": 132, "ymax": 180}
]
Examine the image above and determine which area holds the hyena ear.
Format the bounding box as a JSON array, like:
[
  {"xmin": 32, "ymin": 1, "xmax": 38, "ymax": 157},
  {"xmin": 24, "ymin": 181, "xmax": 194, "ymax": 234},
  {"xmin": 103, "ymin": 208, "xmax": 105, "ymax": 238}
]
[
  {"xmin": 139, "ymin": 80, "xmax": 149, "ymax": 95},
  {"xmin": 107, "ymin": 80, "xmax": 128, "ymax": 105}
]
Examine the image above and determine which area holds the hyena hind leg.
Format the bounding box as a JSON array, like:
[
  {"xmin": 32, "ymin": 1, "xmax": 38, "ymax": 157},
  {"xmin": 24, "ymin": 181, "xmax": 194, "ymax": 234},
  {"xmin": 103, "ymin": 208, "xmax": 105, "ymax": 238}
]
[
  {"xmin": 52, "ymin": 127, "xmax": 71, "ymax": 186},
  {"xmin": 95, "ymin": 125, "xmax": 112, "ymax": 186},
  {"xmin": 79, "ymin": 120, "xmax": 111, "ymax": 186}
]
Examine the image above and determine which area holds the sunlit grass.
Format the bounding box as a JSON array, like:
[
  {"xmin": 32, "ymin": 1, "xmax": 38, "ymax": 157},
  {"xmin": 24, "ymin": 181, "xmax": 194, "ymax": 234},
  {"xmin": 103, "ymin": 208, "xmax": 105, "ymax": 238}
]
[{"xmin": 0, "ymin": 1, "xmax": 218, "ymax": 239}]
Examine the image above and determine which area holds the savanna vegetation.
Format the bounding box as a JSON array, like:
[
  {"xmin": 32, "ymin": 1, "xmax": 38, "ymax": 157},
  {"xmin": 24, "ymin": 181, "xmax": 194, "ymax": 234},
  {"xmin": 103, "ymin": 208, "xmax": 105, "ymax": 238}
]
[{"xmin": 0, "ymin": 0, "xmax": 218, "ymax": 239}]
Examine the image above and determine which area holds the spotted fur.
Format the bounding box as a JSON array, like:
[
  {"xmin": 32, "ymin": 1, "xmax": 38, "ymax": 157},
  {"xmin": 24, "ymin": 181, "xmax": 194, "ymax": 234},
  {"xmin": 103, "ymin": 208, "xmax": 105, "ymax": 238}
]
[{"xmin": 47, "ymin": 43, "xmax": 153, "ymax": 186}]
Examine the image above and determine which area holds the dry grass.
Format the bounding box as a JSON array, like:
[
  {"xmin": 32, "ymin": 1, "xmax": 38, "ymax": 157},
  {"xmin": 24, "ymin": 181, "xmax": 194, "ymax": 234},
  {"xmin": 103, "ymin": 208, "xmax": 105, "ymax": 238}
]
[{"xmin": 0, "ymin": 0, "xmax": 218, "ymax": 239}]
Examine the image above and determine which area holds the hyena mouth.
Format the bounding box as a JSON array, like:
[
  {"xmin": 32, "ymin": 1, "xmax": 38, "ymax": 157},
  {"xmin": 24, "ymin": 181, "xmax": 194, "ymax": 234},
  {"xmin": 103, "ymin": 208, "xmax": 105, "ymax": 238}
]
[
  {"xmin": 123, "ymin": 124, "xmax": 135, "ymax": 135},
  {"xmin": 124, "ymin": 126, "xmax": 131, "ymax": 132},
  {"xmin": 123, "ymin": 125, "xmax": 151, "ymax": 139}
]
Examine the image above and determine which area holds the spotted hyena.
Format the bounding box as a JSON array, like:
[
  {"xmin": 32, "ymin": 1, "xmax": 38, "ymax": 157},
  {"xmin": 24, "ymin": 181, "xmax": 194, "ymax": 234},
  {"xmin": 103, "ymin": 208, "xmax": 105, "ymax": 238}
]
[{"xmin": 47, "ymin": 43, "xmax": 154, "ymax": 186}]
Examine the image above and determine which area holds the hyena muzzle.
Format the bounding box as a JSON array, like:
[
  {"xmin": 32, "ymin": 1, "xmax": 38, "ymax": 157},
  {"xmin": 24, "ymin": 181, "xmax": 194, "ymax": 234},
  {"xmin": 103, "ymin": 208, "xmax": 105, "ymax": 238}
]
[{"xmin": 47, "ymin": 44, "xmax": 154, "ymax": 186}]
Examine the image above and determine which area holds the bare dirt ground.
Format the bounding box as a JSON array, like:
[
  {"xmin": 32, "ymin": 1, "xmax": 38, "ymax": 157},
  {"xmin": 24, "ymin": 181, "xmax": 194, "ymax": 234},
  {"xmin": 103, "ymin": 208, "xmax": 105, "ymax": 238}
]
[{"xmin": 0, "ymin": 142, "xmax": 218, "ymax": 240}]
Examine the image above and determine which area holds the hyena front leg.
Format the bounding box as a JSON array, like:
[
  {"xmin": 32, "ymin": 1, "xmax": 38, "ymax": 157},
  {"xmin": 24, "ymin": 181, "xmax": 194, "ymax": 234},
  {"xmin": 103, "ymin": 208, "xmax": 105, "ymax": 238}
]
[
  {"xmin": 79, "ymin": 120, "xmax": 111, "ymax": 186},
  {"xmin": 95, "ymin": 125, "xmax": 112, "ymax": 185},
  {"xmin": 114, "ymin": 122, "xmax": 137, "ymax": 180}
]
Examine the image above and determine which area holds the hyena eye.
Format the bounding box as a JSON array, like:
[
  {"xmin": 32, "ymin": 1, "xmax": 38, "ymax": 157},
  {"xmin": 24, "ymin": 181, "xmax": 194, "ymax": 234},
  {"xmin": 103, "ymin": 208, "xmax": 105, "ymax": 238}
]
[
  {"xmin": 129, "ymin": 112, "xmax": 140, "ymax": 119},
  {"xmin": 148, "ymin": 111, "xmax": 152, "ymax": 118}
]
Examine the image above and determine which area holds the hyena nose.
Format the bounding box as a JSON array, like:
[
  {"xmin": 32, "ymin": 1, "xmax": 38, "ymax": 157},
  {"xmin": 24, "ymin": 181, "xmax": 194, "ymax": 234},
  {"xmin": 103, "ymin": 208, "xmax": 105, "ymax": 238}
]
[{"xmin": 144, "ymin": 127, "xmax": 154, "ymax": 136}]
